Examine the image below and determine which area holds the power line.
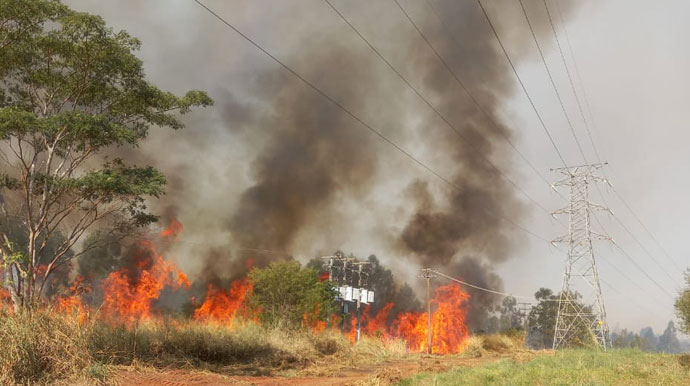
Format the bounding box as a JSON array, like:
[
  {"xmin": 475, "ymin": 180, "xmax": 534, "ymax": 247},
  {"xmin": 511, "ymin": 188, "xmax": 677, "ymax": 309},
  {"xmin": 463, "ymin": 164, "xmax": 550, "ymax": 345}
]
[
  {"xmin": 323, "ymin": 0, "xmax": 559, "ymax": 223},
  {"xmin": 422, "ymin": 0, "xmax": 564, "ymax": 202},
  {"xmin": 611, "ymin": 186, "xmax": 684, "ymax": 272},
  {"xmin": 191, "ymin": 0, "xmax": 551, "ymax": 244},
  {"xmin": 476, "ymin": 0, "xmax": 567, "ymax": 168},
  {"xmin": 547, "ymin": 0, "xmax": 685, "ymax": 274},
  {"xmin": 517, "ymin": 0, "xmax": 588, "ymax": 164},
  {"xmin": 515, "ymin": 0, "xmax": 682, "ymax": 293},
  {"xmin": 431, "ymin": 267, "xmax": 661, "ymax": 315},
  {"xmin": 611, "ymin": 241, "xmax": 675, "ymax": 298},
  {"xmin": 429, "ymin": 268, "xmax": 546, "ymax": 301}
]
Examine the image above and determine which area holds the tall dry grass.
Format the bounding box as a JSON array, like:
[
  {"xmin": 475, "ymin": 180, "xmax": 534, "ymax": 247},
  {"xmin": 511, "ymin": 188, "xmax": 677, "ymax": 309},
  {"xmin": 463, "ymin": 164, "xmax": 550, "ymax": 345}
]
[
  {"xmin": 0, "ymin": 309, "xmax": 92, "ymax": 385},
  {"xmin": 0, "ymin": 309, "xmax": 407, "ymax": 384}
]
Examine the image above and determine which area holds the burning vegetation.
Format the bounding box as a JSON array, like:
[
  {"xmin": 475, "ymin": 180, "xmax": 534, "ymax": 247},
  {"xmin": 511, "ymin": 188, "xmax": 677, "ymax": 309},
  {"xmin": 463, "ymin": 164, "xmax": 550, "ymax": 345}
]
[{"xmin": 0, "ymin": 218, "xmax": 473, "ymax": 355}]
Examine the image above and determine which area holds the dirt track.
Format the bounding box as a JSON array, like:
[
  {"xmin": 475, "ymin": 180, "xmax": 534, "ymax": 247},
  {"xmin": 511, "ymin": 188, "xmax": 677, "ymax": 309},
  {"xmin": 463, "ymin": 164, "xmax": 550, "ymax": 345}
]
[{"xmin": 112, "ymin": 354, "xmax": 505, "ymax": 385}]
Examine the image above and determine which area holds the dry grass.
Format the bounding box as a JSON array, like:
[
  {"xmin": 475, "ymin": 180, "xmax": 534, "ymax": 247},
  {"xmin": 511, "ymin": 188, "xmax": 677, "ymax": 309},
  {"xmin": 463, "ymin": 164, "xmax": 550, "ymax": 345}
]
[
  {"xmin": 0, "ymin": 307, "xmax": 533, "ymax": 385},
  {"xmin": 0, "ymin": 310, "xmax": 410, "ymax": 384},
  {"xmin": 0, "ymin": 309, "xmax": 96, "ymax": 385}
]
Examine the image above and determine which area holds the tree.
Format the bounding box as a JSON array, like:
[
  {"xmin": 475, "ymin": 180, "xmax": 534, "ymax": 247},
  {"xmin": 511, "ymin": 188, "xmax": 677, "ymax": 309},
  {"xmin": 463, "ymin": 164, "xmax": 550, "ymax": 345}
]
[
  {"xmin": 675, "ymin": 270, "xmax": 690, "ymax": 334},
  {"xmin": 657, "ymin": 321, "xmax": 681, "ymax": 353},
  {"xmin": 611, "ymin": 329, "xmax": 640, "ymax": 349},
  {"xmin": 249, "ymin": 260, "xmax": 336, "ymax": 328},
  {"xmin": 0, "ymin": 0, "xmax": 212, "ymax": 311},
  {"xmin": 639, "ymin": 327, "xmax": 658, "ymax": 352},
  {"xmin": 526, "ymin": 288, "xmax": 593, "ymax": 349},
  {"xmin": 498, "ymin": 295, "xmax": 522, "ymax": 332},
  {"xmin": 526, "ymin": 288, "xmax": 558, "ymax": 349}
]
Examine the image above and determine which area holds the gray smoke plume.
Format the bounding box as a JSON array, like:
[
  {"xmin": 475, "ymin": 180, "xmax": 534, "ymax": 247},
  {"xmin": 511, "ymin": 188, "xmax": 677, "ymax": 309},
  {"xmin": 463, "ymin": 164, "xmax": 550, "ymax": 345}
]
[{"xmin": 62, "ymin": 0, "xmax": 583, "ymax": 323}]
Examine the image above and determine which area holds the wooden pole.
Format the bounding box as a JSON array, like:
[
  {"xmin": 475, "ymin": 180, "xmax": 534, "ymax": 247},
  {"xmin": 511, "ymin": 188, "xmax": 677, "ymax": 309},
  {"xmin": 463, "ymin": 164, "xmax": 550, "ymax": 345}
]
[{"xmin": 426, "ymin": 274, "xmax": 432, "ymax": 354}]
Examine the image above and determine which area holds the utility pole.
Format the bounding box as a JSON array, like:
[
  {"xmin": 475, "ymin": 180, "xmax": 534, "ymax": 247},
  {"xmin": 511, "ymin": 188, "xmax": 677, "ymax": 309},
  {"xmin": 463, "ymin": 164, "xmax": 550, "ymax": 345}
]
[
  {"xmin": 321, "ymin": 253, "xmax": 373, "ymax": 342},
  {"xmin": 421, "ymin": 268, "xmax": 436, "ymax": 354},
  {"xmin": 551, "ymin": 163, "xmax": 611, "ymax": 351},
  {"xmin": 353, "ymin": 261, "xmax": 370, "ymax": 343}
]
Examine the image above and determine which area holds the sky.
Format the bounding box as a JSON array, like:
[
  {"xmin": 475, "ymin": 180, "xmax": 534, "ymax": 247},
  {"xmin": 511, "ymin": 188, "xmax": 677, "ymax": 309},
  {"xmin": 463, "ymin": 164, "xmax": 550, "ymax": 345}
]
[{"xmin": 62, "ymin": 0, "xmax": 690, "ymax": 334}]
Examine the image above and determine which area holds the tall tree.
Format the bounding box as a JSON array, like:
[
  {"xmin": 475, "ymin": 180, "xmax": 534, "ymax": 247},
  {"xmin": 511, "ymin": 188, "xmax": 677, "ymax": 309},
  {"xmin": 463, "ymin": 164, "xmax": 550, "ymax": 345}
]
[
  {"xmin": 639, "ymin": 327, "xmax": 658, "ymax": 352},
  {"xmin": 0, "ymin": 0, "xmax": 212, "ymax": 311},
  {"xmin": 498, "ymin": 295, "xmax": 522, "ymax": 332},
  {"xmin": 657, "ymin": 321, "xmax": 681, "ymax": 353},
  {"xmin": 526, "ymin": 288, "xmax": 593, "ymax": 349},
  {"xmin": 526, "ymin": 288, "xmax": 558, "ymax": 349}
]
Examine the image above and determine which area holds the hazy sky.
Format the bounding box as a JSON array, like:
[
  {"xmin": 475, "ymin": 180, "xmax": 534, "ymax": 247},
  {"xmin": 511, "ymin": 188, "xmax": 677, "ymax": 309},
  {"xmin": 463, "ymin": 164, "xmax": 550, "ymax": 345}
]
[{"xmin": 63, "ymin": 0, "xmax": 690, "ymax": 334}]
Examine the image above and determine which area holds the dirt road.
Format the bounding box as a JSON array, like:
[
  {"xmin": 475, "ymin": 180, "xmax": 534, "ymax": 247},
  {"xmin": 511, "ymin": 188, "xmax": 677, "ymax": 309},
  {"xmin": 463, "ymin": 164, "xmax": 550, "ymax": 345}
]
[{"xmin": 113, "ymin": 354, "xmax": 504, "ymax": 385}]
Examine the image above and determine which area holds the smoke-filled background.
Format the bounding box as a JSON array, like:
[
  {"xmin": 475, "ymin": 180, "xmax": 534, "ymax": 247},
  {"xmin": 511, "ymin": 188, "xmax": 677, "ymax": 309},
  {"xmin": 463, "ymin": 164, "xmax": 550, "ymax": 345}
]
[{"xmin": 61, "ymin": 0, "xmax": 690, "ymax": 333}]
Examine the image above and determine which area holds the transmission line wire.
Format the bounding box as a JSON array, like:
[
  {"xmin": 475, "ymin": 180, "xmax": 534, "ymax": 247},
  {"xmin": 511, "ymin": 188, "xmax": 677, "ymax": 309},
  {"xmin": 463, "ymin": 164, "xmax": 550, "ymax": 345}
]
[
  {"xmin": 517, "ymin": 0, "xmax": 588, "ymax": 164},
  {"xmin": 323, "ymin": 0, "xmax": 559, "ymax": 224},
  {"xmin": 481, "ymin": 0, "xmax": 680, "ymax": 299},
  {"xmin": 431, "ymin": 268, "xmax": 663, "ymax": 315},
  {"xmin": 545, "ymin": 0, "xmax": 685, "ymax": 275},
  {"xmin": 476, "ymin": 0, "xmax": 567, "ymax": 168},
  {"xmin": 191, "ymin": 0, "xmax": 551, "ymax": 244}
]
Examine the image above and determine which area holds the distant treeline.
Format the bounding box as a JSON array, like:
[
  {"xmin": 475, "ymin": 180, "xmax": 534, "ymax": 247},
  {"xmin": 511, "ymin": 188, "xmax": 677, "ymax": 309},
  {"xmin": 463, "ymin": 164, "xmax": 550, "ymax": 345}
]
[{"xmin": 611, "ymin": 321, "xmax": 686, "ymax": 353}]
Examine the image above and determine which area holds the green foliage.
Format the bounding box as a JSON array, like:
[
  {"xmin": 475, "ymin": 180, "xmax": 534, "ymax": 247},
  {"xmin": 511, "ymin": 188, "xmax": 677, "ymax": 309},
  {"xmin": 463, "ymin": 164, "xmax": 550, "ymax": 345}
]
[
  {"xmin": 400, "ymin": 349, "xmax": 689, "ymax": 386},
  {"xmin": 0, "ymin": 0, "xmax": 212, "ymax": 306},
  {"xmin": 77, "ymin": 231, "xmax": 123, "ymax": 280},
  {"xmin": 249, "ymin": 260, "xmax": 337, "ymax": 328},
  {"xmin": 658, "ymin": 321, "xmax": 682, "ymax": 354},
  {"xmin": 526, "ymin": 288, "xmax": 594, "ymax": 349},
  {"xmin": 675, "ymin": 270, "xmax": 690, "ymax": 334}
]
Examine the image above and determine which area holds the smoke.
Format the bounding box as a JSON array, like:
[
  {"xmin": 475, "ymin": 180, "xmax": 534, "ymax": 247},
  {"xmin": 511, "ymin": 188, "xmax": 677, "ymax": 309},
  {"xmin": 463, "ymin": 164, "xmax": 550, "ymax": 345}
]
[{"xmin": 62, "ymin": 0, "xmax": 583, "ymax": 324}]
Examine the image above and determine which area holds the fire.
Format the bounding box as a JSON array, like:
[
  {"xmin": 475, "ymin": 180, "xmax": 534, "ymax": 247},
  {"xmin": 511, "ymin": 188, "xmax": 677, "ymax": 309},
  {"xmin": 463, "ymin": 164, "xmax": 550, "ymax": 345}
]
[
  {"xmin": 393, "ymin": 283, "xmax": 469, "ymax": 354},
  {"xmin": 99, "ymin": 220, "xmax": 190, "ymax": 325},
  {"xmin": 55, "ymin": 275, "xmax": 91, "ymax": 323},
  {"xmin": 363, "ymin": 303, "xmax": 394, "ymax": 338},
  {"xmin": 160, "ymin": 217, "xmax": 183, "ymax": 238},
  {"xmin": 345, "ymin": 303, "xmax": 394, "ymax": 343},
  {"xmin": 0, "ymin": 287, "xmax": 11, "ymax": 313},
  {"xmin": 194, "ymin": 279, "xmax": 253, "ymax": 326}
]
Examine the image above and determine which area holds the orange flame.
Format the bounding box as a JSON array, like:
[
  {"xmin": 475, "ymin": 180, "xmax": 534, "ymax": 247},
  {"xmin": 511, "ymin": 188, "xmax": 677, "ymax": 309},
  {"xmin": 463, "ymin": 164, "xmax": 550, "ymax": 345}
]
[
  {"xmin": 194, "ymin": 279, "xmax": 253, "ymax": 326},
  {"xmin": 364, "ymin": 302, "xmax": 394, "ymax": 338},
  {"xmin": 55, "ymin": 275, "xmax": 91, "ymax": 323},
  {"xmin": 0, "ymin": 287, "xmax": 11, "ymax": 313},
  {"xmin": 393, "ymin": 283, "xmax": 469, "ymax": 354},
  {"xmin": 160, "ymin": 217, "xmax": 183, "ymax": 238},
  {"xmin": 99, "ymin": 220, "xmax": 190, "ymax": 325}
]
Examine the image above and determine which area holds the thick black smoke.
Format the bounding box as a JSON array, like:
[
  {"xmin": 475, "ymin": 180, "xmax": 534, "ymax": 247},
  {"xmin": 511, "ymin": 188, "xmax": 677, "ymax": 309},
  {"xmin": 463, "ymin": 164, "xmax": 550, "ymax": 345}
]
[{"xmin": 64, "ymin": 0, "xmax": 582, "ymax": 326}]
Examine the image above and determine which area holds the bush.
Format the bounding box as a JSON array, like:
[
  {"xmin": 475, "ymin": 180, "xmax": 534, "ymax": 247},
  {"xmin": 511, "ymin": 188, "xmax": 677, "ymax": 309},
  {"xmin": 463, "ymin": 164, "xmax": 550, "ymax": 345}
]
[{"xmin": 249, "ymin": 260, "xmax": 336, "ymax": 328}]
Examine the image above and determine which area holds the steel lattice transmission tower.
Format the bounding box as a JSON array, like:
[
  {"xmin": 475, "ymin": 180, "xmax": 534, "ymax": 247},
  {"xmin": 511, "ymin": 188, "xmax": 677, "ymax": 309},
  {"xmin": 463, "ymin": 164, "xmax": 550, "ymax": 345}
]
[{"xmin": 551, "ymin": 163, "xmax": 611, "ymax": 351}]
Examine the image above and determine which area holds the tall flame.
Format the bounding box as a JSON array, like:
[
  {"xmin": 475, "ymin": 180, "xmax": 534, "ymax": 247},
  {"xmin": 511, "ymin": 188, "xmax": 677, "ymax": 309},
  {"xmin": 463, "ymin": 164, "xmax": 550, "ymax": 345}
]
[
  {"xmin": 193, "ymin": 279, "xmax": 253, "ymax": 326},
  {"xmin": 99, "ymin": 220, "xmax": 190, "ymax": 325},
  {"xmin": 393, "ymin": 283, "xmax": 469, "ymax": 354},
  {"xmin": 55, "ymin": 275, "xmax": 91, "ymax": 323}
]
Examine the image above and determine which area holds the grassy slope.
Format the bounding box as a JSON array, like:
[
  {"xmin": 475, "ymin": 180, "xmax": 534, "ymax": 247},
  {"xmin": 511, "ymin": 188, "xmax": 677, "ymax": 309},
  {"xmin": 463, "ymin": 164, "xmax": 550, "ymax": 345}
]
[{"xmin": 400, "ymin": 349, "xmax": 690, "ymax": 386}]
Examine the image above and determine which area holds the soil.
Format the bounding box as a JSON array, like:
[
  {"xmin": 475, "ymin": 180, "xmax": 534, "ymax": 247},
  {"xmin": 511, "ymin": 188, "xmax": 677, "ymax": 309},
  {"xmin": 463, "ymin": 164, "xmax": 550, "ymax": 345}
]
[{"xmin": 111, "ymin": 354, "xmax": 508, "ymax": 386}]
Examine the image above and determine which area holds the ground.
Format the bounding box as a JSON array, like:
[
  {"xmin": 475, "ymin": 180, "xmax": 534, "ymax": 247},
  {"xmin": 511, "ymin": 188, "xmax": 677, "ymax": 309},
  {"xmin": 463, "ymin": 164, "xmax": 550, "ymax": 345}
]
[
  {"xmin": 110, "ymin": 353, "xmax": 505, "ymax": 385},
  {"xmin": 110, "ymin": 350, "xmax": 690, "ymax": 386}
]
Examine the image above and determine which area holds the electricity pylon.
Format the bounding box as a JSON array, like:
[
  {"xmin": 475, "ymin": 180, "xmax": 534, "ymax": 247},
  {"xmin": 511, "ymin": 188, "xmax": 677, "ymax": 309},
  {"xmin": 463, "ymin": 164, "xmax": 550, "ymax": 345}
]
[{"xmin": 551, "ymin": 163, "xmax": 611, "ymax": 351}]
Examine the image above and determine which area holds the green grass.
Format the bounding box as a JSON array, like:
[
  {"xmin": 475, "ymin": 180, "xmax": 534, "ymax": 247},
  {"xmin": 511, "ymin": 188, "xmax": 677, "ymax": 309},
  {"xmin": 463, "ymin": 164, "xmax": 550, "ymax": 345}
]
[{"xmin": 399, "ymin": 349, "xmax": 690, "ymax": 386}]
